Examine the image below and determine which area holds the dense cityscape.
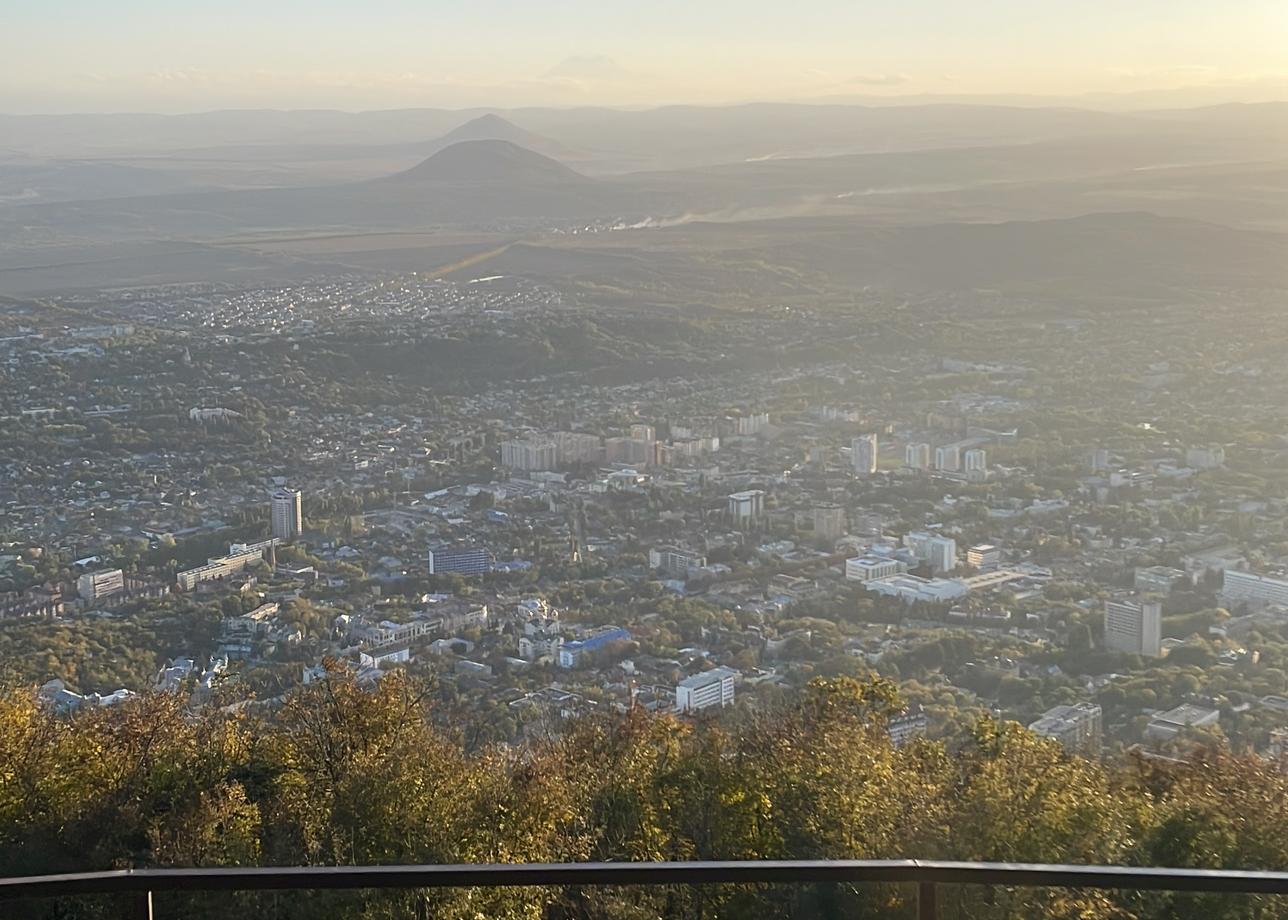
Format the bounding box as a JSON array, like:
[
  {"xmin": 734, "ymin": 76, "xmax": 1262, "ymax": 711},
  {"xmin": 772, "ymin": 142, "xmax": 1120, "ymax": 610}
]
[{"xmin": 3, "ymin": 266, "xmax": 1287, "ymax": 766}]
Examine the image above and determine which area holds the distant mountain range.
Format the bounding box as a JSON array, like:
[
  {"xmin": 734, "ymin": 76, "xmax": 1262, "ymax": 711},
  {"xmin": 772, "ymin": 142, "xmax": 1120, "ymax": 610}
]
[
  {"xmin": 0, "ymin": 100, "xmax": 1283, "ymax": 298},
  {"xmin": 4, "ymin": 101, "xmax": 1283, "ymax": 176}
]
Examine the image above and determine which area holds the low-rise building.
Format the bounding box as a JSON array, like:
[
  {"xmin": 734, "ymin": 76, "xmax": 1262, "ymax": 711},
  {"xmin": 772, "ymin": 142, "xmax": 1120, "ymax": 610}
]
[
  {"xmin": 649, "ymin": 546, "xmax": 707, "ymax": 579},
  {"xmin": 1134, "ymin": 565, "xmax": 1187, "ymax": 595},
  {"xmin": 865, "ymin": 574, "xmax": 969, "ymax": 604},
  {"xmin": 1145, "ymin": 703, "xmax": 1220, "ymax": 743},
  {"xmin": 845, "ymin": 555, "xmax": 906, "ymax": 583},
  {"xmin": 558, "ymin": 626, "xmax": 631, "ymax": 668},
  {"xmin": 359, "ymin": 643, "xmax": 412, "ymax": 669}
]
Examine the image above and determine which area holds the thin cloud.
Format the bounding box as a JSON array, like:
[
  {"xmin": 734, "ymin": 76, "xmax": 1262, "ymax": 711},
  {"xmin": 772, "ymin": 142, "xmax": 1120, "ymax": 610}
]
[
  {"xmin": 542, "ymin": 55, "xmax": 635, "ymax": 83},
  {"xmin": 1109, "ymin": 64, "xmax": 1220, "ymax": 81},
  {"xmin": 845, "ymin": 72, "xmax": 911, "ymax": 87}
]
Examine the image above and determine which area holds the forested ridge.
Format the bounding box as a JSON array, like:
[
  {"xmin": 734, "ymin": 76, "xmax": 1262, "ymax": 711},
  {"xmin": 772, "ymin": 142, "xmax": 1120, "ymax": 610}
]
[{"xmin": 3, "ymin": 674, "xmax": 1288, "ymax": 919}]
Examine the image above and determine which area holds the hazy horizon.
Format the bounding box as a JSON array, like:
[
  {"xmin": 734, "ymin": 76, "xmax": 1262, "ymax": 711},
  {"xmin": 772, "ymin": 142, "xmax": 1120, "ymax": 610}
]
[
  {"xmin": 6, "ymin": 2, "xmax": 1288, "ymax": 911},
  {"xmin": 6, "ymin": 0, "xmax": 1288, "ymax": 114}
]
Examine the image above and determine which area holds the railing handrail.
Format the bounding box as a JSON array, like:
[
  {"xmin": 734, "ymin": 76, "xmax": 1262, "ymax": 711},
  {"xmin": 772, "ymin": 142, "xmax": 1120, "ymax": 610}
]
[{"xmin": 3, "ymin": 859, "xmax": 1288, "ymax": 901}]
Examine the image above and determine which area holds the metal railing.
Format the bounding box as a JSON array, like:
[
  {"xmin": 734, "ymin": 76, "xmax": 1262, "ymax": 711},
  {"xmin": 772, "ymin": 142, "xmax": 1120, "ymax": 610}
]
[{"xmin": 3, "ymin": 859, "xmax": 1288, "ymax": 919}]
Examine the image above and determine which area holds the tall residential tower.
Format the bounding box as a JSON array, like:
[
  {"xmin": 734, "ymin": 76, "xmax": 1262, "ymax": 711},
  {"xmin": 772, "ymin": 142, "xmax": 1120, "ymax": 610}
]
[
  {"xmin": 271, "ymin": 487, "xmax": 303, "ymax": 540},
  {"xmin": 852, "ymin": 434, "xmax": 878, "ymax": 475}
]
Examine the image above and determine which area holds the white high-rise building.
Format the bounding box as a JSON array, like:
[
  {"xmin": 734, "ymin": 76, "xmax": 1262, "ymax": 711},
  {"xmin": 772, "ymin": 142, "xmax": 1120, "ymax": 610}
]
[
  {"xmin": 605, "ymin": 436, "xmax": 655, "ymax": 466},
  {"xmin": 728, "ymin": 490, "xmax": 765, "ymax": 524},
  {"xmin": 904, "ymin": 442, "xmax": 931, "ymax": 470},
  {"xmin": 552, "ymin": 431, "xmax": 603, "ymax": 465},
  {"xmin": 811, "ymin": 503, "xmax": 846, "ymax": 540},
  {"xmin": 271, "ymin": 488, "xmax": 303, "ymax": 540},
  {"xmin": 1104, "ymin": 596, "xmax": 1162, "ymax": 657},
  {"xmin": 500, "ymin": 439, "xmax": 558, "ymax": 472},
  {"xmin": 903, "ymin": 531, "xmax": 957, "ymax": 574},
  {"xmin": 675, "ymin": 667, "xmax": 737, "ymax": 713},
  {"xmin": 927, "ymin": 536, "xmax": 957, "ymax": 574},
  {"xmin": 963, "ymin": 448, "xmax": 987, "ymax": 472},
  {"xmin": 851, "ymin": 434, "xmax": 878, "ymax": 475},
  {"xmin": 934, "ymin": 445, "xmax": 961, "ymax": 472}
]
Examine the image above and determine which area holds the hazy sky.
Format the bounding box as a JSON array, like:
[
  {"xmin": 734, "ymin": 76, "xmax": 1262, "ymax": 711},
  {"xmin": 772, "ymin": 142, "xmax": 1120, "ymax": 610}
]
[{"xmin": 4, "ymin": 0, "xmax": 1287, "ymax": 112}]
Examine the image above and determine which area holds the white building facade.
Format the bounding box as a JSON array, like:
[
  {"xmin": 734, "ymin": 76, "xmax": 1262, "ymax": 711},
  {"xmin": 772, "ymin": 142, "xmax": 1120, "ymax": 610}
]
[{"xmin": 675, "ymin": 667, "xmax": 737, "ymax": 713}]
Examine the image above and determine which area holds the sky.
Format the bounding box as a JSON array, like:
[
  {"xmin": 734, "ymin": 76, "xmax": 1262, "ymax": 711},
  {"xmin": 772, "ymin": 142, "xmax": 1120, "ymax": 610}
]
[{"xmin": 3, "ymin": 0, "xmax": 1287, "ymax": 113}]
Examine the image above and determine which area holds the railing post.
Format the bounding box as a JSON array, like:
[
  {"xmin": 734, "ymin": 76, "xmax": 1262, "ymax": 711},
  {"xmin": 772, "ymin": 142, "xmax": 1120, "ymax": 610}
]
[
  {"xmin": 133, "ymin": 889, "xmax": 153, "ymax": 920},
  {"xmin": 917, "ymin": 881, "xmax": 937, "ymax": 920}
]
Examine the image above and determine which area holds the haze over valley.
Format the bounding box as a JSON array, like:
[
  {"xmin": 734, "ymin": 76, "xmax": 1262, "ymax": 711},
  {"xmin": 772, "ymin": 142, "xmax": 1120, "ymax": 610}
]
[
  {"xmin": 9, "ymin": 6, "xmax": 1288, "ymax": 915},
  {"xmin": 1, "ymin": 101, "xmax": 1285, "ymax": 301}
]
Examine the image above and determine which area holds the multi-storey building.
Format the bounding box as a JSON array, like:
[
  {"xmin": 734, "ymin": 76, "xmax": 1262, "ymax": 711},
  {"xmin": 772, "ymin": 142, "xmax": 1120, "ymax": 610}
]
[
  {"xmin": 845, "ymin": 555, "xmax": 906, "ymax": 583},
  {"xmin": 904, "ymin": 442, "xmax": 931, "ymax": 470},
  {"xmin": 1222, "ymin": 569, "xmax": 1288, "ymax": 608},
  {"xmin": 811, "ymin": 503, "xmax": 846, "ymax": 540},
  {"xmin": 851, "ymin": 434, "xmax": 878, "ymax": 475},
  {"xmin": 649, "ymin": 546, "xmax": 707, "ymax": 579},
  {"xmin": 551, "ymin": 431, "xmax": 603, "ymax": 465},
  {"xmin": 177, "ymin": 547, "xmax": 267, "ymax": 591},
  {"xmin": 1029, "ymin": 702, "xmax": 1103, "ymax": 755},
  {"xmin": 77, "ymin": 568, "xmax": 124, "ymax": 602},
  {"xmin": 728, "ymin": 490, "xmax": 765, "ymax": 525},
  {"xmin": 558, "ymin": 626, "xmax": 631, "ymax": 668},
  {"xmin": 271, "ymin": 487, "xmax": 303, "ymax": 540},
  {"xmin": 428, "ymin": 546, "xmax": 495, "ymax": 576},
  {"xmin": 518, "ymin": 632, "xmax": 563, "ymax": 662},
  {"xmin": 500, "ymin": 439, "xmax": 558, "ymax": 472},
  {"xmin": 966, "ymin": 544, "xmax": 1001, "ymax": 569},
  {"xmin": 934, "ymin": 445, "xmax": 961, "ymax": 472},
  {"xmin": 1104, "ymin": 595, "xmax": 1162, "ymax": 657},
  {"xmin": 904, "ymin": 531, "xmax": 957, "ymax": 574},
  {"xmin": 604, "ymin": 436, "xmax": 655, "ymax": 467},
  {"xmin": 675, "ymin": 667, "xmax": 737, "ymax": 713}
]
